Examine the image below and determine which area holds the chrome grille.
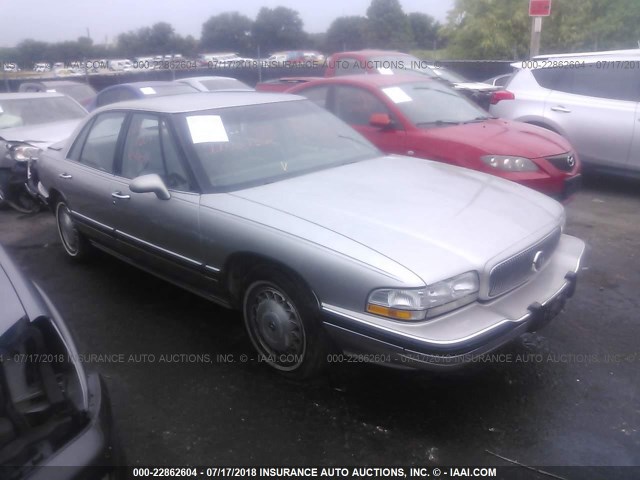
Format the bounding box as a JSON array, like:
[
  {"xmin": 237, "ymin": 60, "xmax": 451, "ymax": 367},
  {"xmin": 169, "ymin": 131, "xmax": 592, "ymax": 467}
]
[
  {"xmin": 547, "ymin": 153, "xmax": 576, "ymax": 172},
  {"xmin": 489, "ymin": 228, "xmax": 562, "ymax": 297}
]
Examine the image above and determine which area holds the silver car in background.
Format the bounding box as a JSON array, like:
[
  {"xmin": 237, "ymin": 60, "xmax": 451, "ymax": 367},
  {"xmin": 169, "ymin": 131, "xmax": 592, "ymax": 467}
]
[
  {"xmin": 36, "ymin": 92, "xmax": 585, "ymax": 378},
  {"xmin": 490, "ymin": 50, "xmax": 640, "ymax": 177}
]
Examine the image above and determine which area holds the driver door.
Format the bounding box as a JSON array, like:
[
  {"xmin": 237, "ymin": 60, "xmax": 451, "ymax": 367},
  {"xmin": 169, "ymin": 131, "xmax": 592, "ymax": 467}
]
[{"xmin": 110, "ymin": 113, "xmax": 205, "ymax": 290}]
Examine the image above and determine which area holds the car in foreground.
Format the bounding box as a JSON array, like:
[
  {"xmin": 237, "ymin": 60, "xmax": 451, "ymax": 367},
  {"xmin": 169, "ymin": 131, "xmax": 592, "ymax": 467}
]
[
  {"xmin": 36, "ymin": 92, "xmax": 585, "ymax": 378},
  {"xmin": 87, "ymin": 81, "xmax": 199, "ymax": 111},
  {"xmin": 18, "ymin": 80, "xmax": 97, "ymax": 109},
  {"xmin": 490, "ymin": 50, "xmax": 640, "ymax": 178},
  {"xmin": 0, "ymin": 93, "xmax": 88, "ymax": 212},
  {"xmin": 0, "ymin": 244, "xmax": 117, "ymax": 478},
  {"xmin": 176, "ymin": 76, "xmax": 253, "ymax": 92},
  {"xmin": 289, "ymin": 75, "xmax": 581, "ymax": 199}
]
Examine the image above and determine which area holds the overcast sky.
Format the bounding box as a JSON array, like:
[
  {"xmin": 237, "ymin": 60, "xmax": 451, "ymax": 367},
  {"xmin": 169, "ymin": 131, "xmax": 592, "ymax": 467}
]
[{"xmin": 0, "ymin": 0, "xmax": 454, "ymax": 47}]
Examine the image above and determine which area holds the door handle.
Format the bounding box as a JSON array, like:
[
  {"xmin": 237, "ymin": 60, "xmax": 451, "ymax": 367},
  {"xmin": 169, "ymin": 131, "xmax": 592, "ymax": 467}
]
[
  {"xmin": 111, "ymin": 192, "xmax": 131, "ymax": 200},
  {"xmin": 550, "ymin": 106, "xmax": 571, "ymax": 113},
  {"xmin": 59, "ymin": 173, "xmax": 73, "ymax": 179}
]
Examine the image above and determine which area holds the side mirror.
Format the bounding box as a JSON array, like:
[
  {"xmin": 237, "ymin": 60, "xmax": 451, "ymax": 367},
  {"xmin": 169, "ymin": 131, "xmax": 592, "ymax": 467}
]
[
  {"xmin": 129, "ymin": 174, "xmax": 171, "ymax": 200},
  {"xmin": 369, "ymin": 113, "xmax": 393, "ymax": 129}
]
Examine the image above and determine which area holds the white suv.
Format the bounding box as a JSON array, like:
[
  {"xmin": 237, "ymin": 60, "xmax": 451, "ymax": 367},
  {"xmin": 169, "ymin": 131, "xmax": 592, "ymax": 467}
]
[{"xmin": 490, "ymin": 49, "xmax": 640, "ymax": 177}]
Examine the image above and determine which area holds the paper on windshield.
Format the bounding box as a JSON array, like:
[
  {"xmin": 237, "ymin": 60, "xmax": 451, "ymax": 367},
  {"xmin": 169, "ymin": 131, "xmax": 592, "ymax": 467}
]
[
  {"xmin": 378, "ymin": 67, "xmax": 394, "ymax": 75},
  {"xmin": 186, "ymin": 115, "xmax": 229, "ymax": 143},
  {"xmin": 140, "ymin": 87, "xmax": 156, "ymax": 95},
  {"xmin": 382, "ymin": 87, "xmax": 412, "ymax": 104}
]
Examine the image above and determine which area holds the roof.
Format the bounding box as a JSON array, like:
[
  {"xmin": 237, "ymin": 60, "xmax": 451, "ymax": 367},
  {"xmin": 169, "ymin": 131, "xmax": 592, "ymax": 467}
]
[
  {"xmin": 332, "ymin": 50, "xmax": 412, "ymax": 57},
  {"xmin": 106, "ymin": 80, "xmax": 188, "ymax": 89},
  {"xmin": 291, "ymin": 74, "xmax": 434, "ymax": 89},
  {"xmin": 22, "ymin": 80, "xmax": 90, "ymax": 87},
  {"xmin": 96, "ymin": 91, "xmax": 303, "ymax": 114},
  {"xmin": 533, "ymin": 48, "xmax": 640, "ymax": 60},
  {"xmin": 0, "ymin": 92, "xmax": 67, "ymax": 100}
]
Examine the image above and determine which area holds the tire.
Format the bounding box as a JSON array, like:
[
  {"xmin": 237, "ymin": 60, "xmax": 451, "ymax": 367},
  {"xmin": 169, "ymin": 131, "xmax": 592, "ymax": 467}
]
[
  {"xmin": 242, "ymin": 268, "xmax": 329, "ymax": 379},
  {"xmin": 55, "ymin": 201, "xmax": 90, "ymax": 260},
  {"xmin": 7, "ymin": 188, "xmax": 41, "ymax": 214}
]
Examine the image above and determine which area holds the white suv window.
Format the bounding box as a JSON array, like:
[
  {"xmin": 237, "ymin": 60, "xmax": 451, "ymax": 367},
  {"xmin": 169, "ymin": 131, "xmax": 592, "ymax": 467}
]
[{"xmin": 533, "ymin": 65, "xmax": 640, "ymax": 102}]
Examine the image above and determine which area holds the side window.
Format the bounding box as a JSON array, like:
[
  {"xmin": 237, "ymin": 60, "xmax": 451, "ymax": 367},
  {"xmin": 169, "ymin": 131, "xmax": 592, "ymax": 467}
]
[
  {"xmin": 334, "ymin": 86, "xmax": 392, "ymax": 126},
  {"xmin": 532, "ymin": 67, "xmax": 563, "ymax": 90},
  {"xmin": 78, "ymin": 112, "xmax": 126, "ymax": 172},
  {"xmin": 534, "ymin": 65, "xmax": 640, "ymax": 102},
  {"xmin": 297, "ymin": 86, "xmax": 330, "ymax": 108},
  {"xmin": 121, "ymin": 114, "xmax": 191, "ymax": 191},
  {"xmin": 564, "ymin": 66, "xmax": 639, "ymax": 102},
  {"xmin": 67, "ymin": 120, "xmax": 94, "ymax": 161},
  {"xmin": 334, "ymin": 58, "xmax": 358, "ymax": 76}
]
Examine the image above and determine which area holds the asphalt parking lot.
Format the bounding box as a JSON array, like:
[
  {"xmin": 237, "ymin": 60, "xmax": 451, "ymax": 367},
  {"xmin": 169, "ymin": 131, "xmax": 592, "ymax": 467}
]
[{"xmin": 0, "ymin": 176, "xmax": 638, "ymax": 476}]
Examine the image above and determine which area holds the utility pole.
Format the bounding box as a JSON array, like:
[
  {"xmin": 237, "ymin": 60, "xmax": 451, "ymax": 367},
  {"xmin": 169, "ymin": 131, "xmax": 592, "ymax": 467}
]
[{"xmin": 529, "ymin": 17, "xmax": 543, "ymax": 58}]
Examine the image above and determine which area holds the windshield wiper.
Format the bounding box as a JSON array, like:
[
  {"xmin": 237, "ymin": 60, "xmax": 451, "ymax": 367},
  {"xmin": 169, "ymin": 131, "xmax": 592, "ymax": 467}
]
[
  {"xmin": 463, "ymin": 116, "xmax": 497, "ymax": 124},
  {"xmin": 415, "ymin": 120, "xmax": 460, "ymax": 127}
]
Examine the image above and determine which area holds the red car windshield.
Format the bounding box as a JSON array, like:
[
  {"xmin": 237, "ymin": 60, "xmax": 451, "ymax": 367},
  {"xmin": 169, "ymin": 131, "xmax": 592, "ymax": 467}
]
[{"xmin": 382, "ymin": 82, "xmax": 491, "ymax": 126}]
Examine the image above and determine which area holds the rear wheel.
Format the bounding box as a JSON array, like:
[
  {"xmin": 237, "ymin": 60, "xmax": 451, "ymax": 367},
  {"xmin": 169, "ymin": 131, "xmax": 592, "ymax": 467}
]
[
  {"xmin": 242, "ymin": 268, "xmax": 329, "ymax": 379},
  {"xmin": 55, "ymin": 201, "xmax": 90, "ymax": 260}
]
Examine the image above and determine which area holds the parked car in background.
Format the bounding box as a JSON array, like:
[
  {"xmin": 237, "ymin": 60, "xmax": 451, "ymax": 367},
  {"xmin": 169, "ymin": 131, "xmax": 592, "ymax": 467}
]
[
  {"xmin": 18, "ymin": 80, "xmax": 97, "ymax": 108},
  {"xmin": 107, "ymin": 59, "xmax": 133, "ymax": 72},
  {"xmin": 490, "ymin": 50, "xmax": 640, "ymax": 177},
  {"xmin": 0, "ymin": 92, "xmax": 87, "ymax": 212},
  {"xmin": 0, "ymin": 244, "xmax": 117, "ymax": 478},
  {"xmin": 3, "ymin": 62, "xmax": 19, "ymax": 72},
  {"xmin": 35, "ymin": 92, "xmax": 584, "ymax": 378},
  {"xmin": 33, "ymin": 63, "xmax": 51, "ymax": 73},
  {"xmin": 257, "ymin": 50, "xmax": 505, "ymax": 109},
  {"xmin": 176, "ymin": 76, "xmax": 253, "ymax": 92},
  {"xmin": 289, "ymin": 75, "xmax": 581, "ymax": 199},
  {"xmin": 87, "ymin": 81, "xmax": 199, "ymax": 111}
]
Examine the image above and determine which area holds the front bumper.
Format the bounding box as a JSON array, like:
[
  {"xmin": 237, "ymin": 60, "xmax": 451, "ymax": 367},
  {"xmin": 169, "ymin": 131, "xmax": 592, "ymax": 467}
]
[
  {"xmin": 321, "ymin": 234, "xmax": 585, "ymax": 370},
  {"xmin": 27, "ymin": 374, "xmax": 119, "ymax": 480}
]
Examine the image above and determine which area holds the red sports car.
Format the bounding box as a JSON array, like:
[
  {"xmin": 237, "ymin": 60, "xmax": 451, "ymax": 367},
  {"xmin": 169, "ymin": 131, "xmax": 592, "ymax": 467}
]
[{"xmin": 288, "ymin": 75, "xmax": 581, "ymax": 199}]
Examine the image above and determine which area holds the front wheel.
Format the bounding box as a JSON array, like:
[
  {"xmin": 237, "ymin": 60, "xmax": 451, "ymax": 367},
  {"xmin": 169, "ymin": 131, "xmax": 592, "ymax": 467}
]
[
  {"xmin": 242, "ymin": 269, "xmax": 329, "ymax": 379},
  {"xmin": 55, "ymin": 201, "xmax": 90, "ymax": 260}
]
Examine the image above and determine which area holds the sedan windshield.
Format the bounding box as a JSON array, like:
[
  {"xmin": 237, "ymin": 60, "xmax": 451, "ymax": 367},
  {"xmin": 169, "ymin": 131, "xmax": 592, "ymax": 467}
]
[
  {"xmin": 382, "ymin": 82, "xmax": 490, "ymax": 127},
  {"xmin": 181, "ymin": 100, "xmax": 380, "ymax": 191},
  {"xmin": 0, "ymin": 96, "xmax": 86, "ymax": 129}
]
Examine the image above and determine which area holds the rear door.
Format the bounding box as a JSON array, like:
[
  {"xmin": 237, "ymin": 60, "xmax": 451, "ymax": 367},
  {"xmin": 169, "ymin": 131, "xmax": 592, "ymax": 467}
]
[
  {"xmin": 542, "ymin": 65, "xmax": 639, "ymax": 169},
  {"xmin": 55, "ymin": 111, "xmax": 127, "ymax": 245}
]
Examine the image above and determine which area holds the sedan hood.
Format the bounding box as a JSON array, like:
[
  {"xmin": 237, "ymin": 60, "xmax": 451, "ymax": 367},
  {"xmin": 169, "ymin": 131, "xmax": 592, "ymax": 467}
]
[
  {"xmin": 421, "ymin": 119, "xmax": 571, "ymax": 159},
  {"xmin": 231, "ymin": 156, "xmax": 564, "ymax": 285},
  {"xmin": 0, "ymin": 119, "xmax": 82, "ymax": 148}
]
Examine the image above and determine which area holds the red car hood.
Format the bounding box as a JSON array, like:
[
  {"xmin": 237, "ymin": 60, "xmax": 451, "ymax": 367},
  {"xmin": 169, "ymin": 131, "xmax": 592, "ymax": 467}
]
[{"xmin": 420, "ymin": 119, "xmax": 571, "ymax": 159}]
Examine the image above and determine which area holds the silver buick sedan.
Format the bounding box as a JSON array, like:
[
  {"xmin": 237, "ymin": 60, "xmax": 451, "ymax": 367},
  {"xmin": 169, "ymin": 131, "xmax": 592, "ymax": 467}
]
[{"xmin": 36, "ymin": 92, "xmax": 585, "ymax": 378}]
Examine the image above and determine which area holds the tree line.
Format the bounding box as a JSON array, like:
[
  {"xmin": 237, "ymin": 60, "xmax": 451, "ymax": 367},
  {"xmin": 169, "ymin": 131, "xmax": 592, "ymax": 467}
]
[
  {"xmin": 0, "ymin": 0, "xmax": 440, "ymax": 66},
  {"xmin": 2, "ymin": 0, "xmax": 640, "ymax": 67}
]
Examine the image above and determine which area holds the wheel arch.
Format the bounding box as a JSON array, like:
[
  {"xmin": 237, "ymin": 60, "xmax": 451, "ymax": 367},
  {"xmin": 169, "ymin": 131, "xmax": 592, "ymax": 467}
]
[{"xmin": 223, "ymin": 252, "xmax": 320, "ymax": 310}]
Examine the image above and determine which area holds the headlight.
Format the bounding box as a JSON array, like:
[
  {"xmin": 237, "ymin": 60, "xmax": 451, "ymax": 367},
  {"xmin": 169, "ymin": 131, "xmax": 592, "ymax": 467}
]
[
  {"xmin": 481, "ymin": 155, "xmax": 539, "ymax": 172},
  {"xmin": 367, "ymin": 272, "xmax": 480, "ymax": 321},
  {"xmin": 9, "ymin": 144, "xmax": 42, "ymax": 163}
]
